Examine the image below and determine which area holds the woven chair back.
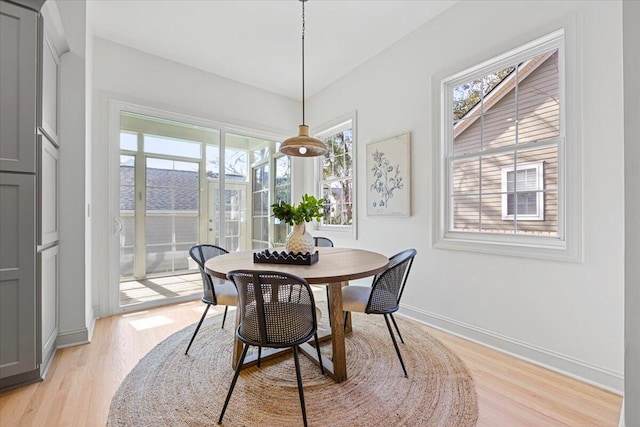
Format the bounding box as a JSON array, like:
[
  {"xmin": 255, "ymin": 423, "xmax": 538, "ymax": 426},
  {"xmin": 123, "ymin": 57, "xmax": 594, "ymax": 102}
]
[
  {"xmin": 366, "ymin": 248, "xmax": 417, "ymax": 314},
  {"xmin": 188, "ymin": 244, "xmax": 229, "ymax": 304},
  {"xmin": 313, "ymin": 237, "xmax": 334, "ymax": 247},
  {"xmin": 228, "ymin": 270, "xmax": 318, "ymax": 348}
]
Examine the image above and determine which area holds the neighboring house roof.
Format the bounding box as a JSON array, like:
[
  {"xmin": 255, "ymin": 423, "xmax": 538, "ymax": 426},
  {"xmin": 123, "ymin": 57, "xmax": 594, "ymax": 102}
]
[
  {"xmin": 120, "ymin": 166, "xmax": 199, "ymax": 211},
  {"xmin": 453, "ymin": 51, "xmax": 555, "ymax": 139}
]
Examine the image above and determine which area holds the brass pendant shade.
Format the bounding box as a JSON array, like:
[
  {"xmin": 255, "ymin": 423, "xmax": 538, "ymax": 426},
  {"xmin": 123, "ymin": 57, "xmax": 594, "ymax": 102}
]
[
  {"xmin": 279, "ymin": 0, "xmax": 327, "ymax": 158},
  {"xmin": 280, "ymin": 125, "xmax": 326, "ymax": 157}
]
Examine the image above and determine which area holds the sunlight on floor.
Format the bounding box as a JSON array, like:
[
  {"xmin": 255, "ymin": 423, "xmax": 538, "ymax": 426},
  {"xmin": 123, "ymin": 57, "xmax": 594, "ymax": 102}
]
[{"xmin": 129, "ymin": 315, "xmax": 174, "ymax": 331}]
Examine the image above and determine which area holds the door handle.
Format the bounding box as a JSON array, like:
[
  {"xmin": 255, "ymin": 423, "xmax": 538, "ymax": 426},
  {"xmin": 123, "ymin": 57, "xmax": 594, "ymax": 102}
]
[{"xmin": 114, "ymin": 217, "xmax": 123, "ymax": 234}]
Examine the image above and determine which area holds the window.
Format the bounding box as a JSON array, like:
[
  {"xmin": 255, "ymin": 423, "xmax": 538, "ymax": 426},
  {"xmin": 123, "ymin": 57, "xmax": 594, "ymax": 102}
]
[
  {"xmin": 501, "ymin": 162, "xmax": 544, "ymax": 220},
  {"xmin": 316, "ymin": 115, "xmax": 356, "ymax": 233},
  {"xmin": 435, "ymin": 30, "xmax": 581, "ymax": 260}
]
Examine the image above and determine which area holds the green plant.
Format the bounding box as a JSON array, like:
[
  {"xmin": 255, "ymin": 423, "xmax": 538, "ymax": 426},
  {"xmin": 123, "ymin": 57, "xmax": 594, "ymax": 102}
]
[{"xmin": 271, "ymin": 194, "xmax": 324, "ymax": 226}]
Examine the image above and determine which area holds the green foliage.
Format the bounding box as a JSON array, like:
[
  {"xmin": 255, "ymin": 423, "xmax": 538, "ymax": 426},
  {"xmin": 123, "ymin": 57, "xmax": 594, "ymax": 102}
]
[
  {"xmin": 452, "ymin": 67, "xmax": 515, "ymax": 120},
  {"xmin": 271, "ymin": 194, "xmax": 325, "ymax": 226}
]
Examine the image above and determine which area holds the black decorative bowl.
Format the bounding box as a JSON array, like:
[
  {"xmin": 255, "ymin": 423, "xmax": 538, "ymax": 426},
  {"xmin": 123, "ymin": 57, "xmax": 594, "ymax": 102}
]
[{"xmin": 253, "ymin": 250, "xmax": 319, "ymax": 265}]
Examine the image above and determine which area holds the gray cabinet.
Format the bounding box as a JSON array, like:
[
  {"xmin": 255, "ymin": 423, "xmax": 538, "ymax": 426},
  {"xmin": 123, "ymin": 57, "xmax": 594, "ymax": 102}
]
[
  {"xmin": 38, "ymin": 245, "xmax": 58, "ymax": 368},
  {"xmin": 0, "ymin": 1, "xmax": 37, "ymax": 173},
  {"xmin": 38, "ymin": 135, "xmax": 59, "ymax": 246},
  {"xmin": 0, "ymin": 0, "xmax": 59, "ymax": 389},
  {"xmin": 0, "ymin": 174, "xmax": 36, "ymax": 379}
]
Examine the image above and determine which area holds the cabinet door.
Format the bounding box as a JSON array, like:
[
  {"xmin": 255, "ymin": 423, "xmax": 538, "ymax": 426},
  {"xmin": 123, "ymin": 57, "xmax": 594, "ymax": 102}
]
[
  {"xmin": 38, "ymin": 135, "xmax": 59, "ymax": 246},
  {"xmin": 0, "ymin": 1, "xmax": 38, "ymax": 173},
  {"xmin": 41, "ymin": 27, "xmax": 60, "ymax": 145},
  {"xmin": 0, "ymin": 173, "xmax": 36, "ymax": 379},
  {"xmin": 38, "ymin": 245, "xmax": 58, "ymax": 367}
]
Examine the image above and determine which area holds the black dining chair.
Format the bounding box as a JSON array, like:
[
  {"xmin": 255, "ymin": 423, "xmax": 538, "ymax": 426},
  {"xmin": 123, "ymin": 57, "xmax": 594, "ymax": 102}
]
[
  {"xmin": 341, "ymin": 248, "xmax": 417, "ymax": 377},
  {"xmin": 313, "ymin": 236, "xmax": 334, "ymax": 319},
  {"xmin": 218, "ymin": 270, "xmax": 324, "ymax": 427},
  {"xmin": 186, "ymin": 244, "xmax": 237, "ymax": 355}
]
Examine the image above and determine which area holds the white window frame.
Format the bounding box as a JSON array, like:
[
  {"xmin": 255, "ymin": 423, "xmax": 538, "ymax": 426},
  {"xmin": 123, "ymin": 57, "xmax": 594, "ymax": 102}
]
[
  {"xmin": 501, "ymin": 161, "xmax": 544, "ymax": 221},
  {"xmin": 314, "ymin": 112, "xmax": 357, "ymax": 238},
  {"xmin": 433, "ymin": 28, "xmax": 583, "ymax": 262}
]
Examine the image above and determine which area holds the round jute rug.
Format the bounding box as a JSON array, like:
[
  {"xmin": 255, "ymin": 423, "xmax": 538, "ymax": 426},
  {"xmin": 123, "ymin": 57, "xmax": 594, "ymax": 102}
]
[{"xmin": 108, "ymin": 313, "xmax": 478, "ymax": 426}]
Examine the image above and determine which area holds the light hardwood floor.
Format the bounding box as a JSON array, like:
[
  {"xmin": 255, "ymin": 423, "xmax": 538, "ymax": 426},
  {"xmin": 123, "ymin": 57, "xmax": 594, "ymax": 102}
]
[{"xmin": 0, "ymin": 301, "xmax": 622, "ymax": 426}]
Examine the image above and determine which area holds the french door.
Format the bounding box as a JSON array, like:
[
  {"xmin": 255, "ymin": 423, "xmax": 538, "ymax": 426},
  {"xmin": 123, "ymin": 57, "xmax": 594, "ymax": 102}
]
[{"xmin": 112, "ymin": 107, "xmax": 290, "ymax": 313}]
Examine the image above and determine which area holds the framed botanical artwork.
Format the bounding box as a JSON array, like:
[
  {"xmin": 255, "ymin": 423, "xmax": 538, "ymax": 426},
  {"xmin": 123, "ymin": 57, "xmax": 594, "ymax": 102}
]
[{"xmin": 366, "ymin": 132, "xmax": 411, "ymax": 217}]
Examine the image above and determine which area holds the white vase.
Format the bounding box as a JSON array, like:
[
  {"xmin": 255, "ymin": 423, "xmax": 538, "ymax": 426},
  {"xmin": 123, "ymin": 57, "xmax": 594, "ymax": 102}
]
[{"xmin": 285, "ymin": 222, "xmax": 315, "ymax": 254}]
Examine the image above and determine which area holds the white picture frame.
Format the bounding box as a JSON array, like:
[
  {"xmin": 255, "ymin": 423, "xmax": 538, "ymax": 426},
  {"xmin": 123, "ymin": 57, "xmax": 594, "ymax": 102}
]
[{"xmin": 366, "ymin": 132, "xmax": 410, "ymax": 217}]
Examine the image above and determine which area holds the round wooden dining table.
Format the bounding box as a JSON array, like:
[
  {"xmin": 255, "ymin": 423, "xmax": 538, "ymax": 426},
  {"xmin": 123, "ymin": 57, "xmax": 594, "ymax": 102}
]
[{"xmin": 205, "ymin": 246, "xmax": 388, "ymax": 383}]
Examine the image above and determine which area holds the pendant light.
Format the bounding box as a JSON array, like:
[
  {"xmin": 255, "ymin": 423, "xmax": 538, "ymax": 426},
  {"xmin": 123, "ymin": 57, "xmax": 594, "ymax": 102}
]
[{"xmin": 279, "ymin": 0, "xmax": 327, "ymax": 157}]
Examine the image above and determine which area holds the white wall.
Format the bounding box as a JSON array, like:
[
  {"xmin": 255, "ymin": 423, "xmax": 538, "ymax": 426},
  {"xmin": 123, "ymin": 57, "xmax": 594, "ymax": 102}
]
[
  {"xmin": 308, "ymin": 0, "xmax": 624, "ymax": 391},
  {"xmin": 623, "ymin": 0, "xmax": 640, "ymax": 424},
  {"xmin": 91, "ymin": 37, "xmax": 300, "ymax": 316},
  {"xmin": 56, "ymin": 0, "xmax": 90, "ymax": 347}
]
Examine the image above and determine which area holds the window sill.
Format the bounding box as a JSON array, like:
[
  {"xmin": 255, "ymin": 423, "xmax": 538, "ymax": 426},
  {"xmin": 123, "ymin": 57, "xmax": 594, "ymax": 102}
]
[{"xmin": 434, "ymin": 231, "xmax": 581, "ymax": 262}]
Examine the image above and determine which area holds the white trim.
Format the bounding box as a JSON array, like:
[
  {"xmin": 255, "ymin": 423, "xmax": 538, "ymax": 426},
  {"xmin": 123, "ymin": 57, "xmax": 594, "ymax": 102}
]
[
  {"xmin": 500, "ymin": 161, "xmax": 545, "ymax": 220},
  {"xmin": 400, "ymin": 304, "xmax": 624, "ymax": 394}
]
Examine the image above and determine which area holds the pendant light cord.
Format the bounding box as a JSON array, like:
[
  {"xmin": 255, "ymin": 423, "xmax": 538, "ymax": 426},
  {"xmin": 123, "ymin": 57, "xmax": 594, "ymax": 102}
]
[{"xmin": 301, "ymin": 0, "xmax": 306, "ymax": 125}]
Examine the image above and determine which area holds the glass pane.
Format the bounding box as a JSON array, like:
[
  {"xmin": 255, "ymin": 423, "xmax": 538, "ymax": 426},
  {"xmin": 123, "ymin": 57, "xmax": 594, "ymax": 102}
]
[
  {"xmin": 482, "ymin": 65, "xmax": 515, "ymax": 97},
  {"xmin": 174, "ymin": 244, "xmax": 192, "ymax": 271},
  {"xmin": 451, "ymin": 196, "xmax": 479, "ymax": 232},
  {"xmin": 482, "ymin": 107, "xmax": 516, "ymax": 150},
  {"xmin": 145, "ymin": 216, "xmax": 172, "ymax": 244},
  {"xmin": 517, "ymin": 145, "xmax": 557, "ymax": 191},
  {"xmin": 322, "ymin": 180, "xmax": 352, "ymax": 225},
  {"xmin": 261, "ymin": 217, "xmax": 269, "ymax": 242},
  {"xmin": 121, "ymin": 215, "xmax": 135, "ymax": 247},
  {"xmin": 175, "ymin": 216, "xmax": 198, "ymax": 243},
  {"xmin": 453, "ymin": 117, "xmax": 482, "ymax": 155},
  {"xmin": 120, "ymin": 131, "xmax": 137, "ymax": 151},
  {"xmin": 452, "ymin": 78, "xmax": 482, "ymax": 120},
  {"xmin": 517, "ymin": 50, "xmax": 559, "ymax": 101},
  {"xmin": 517, "ymin": 95, "xmax": 560, "ymax": 144},
  {"xmin": 206, "ymin": 144, "xmax": 220, "ymax": 179},
  {"xmin": 119, "ymin": 186, "xmax": 135, "ymax": 211},
  {"xmin": 481, "ymin": 152, "xmax": 513, "ymax": 194},
  {"xmin": 119, "ymin": 246, "xmax": 134, "ymax": 279},
  {"xmin": 145, "ymin": 244, "xmax": 173, "ymax": 275},
  {"xmin": 451, "ymin": 157, "xmax": 480, "ymax": 196},
  {"xmin": 175, "ymin": 188, "xmax": 199, "ymax": 211},
  {"xmin": 481, "ymin": 194, "xmax": 513, "ymax": 233},
  {"xmin": 144, "ymin": 134, "xmax": 201, "ymax": 159},
  {"xmin": 120, "ymin": 155, "xmax": 135, "ymax": 184},
  {"xmin": 147, "ymin": 187, "xmax": 174, "ymax": 211},
  {"xmin": 252, "ymin": 146, "xmax": 269, "ymax": 163},
  {"xmin": 225, "ymin": 148, "xmax": 248, "ymax": 181}
]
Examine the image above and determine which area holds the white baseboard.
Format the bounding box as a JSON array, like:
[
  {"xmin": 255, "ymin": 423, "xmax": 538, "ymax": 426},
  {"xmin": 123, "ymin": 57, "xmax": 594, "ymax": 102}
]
[
  {"xmin": 56, "ymin": 327, "xmax": 90, "ymax": 348},
  {"xmin": 400, "ymin": 304, "xmax": 624, "ymax": 394}
]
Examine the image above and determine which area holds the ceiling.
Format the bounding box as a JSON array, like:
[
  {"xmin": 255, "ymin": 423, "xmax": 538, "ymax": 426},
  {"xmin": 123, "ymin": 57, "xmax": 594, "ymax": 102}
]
[{"xmin": 89, "ymin": 0, "xmax": 456, "ymax": 100}]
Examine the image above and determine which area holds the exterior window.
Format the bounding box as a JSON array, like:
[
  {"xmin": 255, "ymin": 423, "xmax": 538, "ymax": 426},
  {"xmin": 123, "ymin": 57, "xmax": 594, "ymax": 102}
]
[
  {"xmin": 435, "ymin": 30, "xmax": 580, "ymax": 259},
  {"xmin": 317, "ymin": 117, "xmax": 355, "ymax": 230},
  {"xmin": 501, "ymin": 162, "xmax": 544, "ymax": 220}
]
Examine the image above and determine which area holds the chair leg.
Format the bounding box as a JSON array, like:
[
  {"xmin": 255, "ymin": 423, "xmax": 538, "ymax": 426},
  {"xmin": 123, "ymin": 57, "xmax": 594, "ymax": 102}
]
[
  {"xmin": 313, "ymin": 333, "xmax": 324, "ymax": 375},
  {"xmin": 325, "ymin": 287, "xmax": 331, "ymax": 325},
  {"xmin": 292, "ymin": 346, "xmax": 308, "ymax": 427},
  {"xmin": 185, "ymin": 304, "xmax": 210, "ymax": 355},
  {"xmin": 221, "ymin": 306, "xmax": 229, "ymax": 329},
  {"xmin": 257, "ymin": 346, "xmax": 262, "ymax": 368},
  {"xmin": 389, "ymin": 313, "xmax": 404, "ymax": 344},
  {"xmin": 343, "ymin": 311, "xmax": 349, "ymax": 331},
  {"xmin": 384, "ymin": 314, "xmax": 408, "ymax": 378},
  {"xmin": 218, "ymin": 344, "xmax": 250, "ymax": 425}
]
